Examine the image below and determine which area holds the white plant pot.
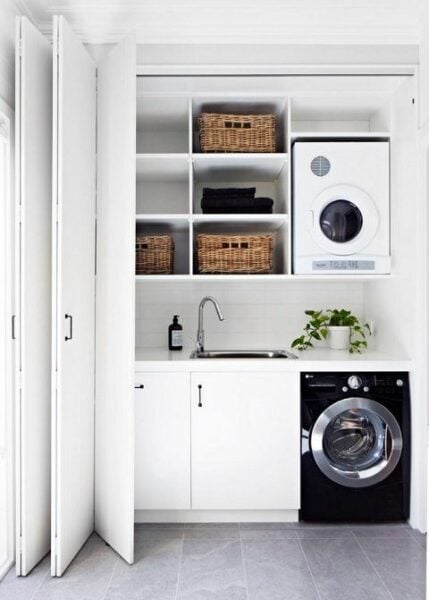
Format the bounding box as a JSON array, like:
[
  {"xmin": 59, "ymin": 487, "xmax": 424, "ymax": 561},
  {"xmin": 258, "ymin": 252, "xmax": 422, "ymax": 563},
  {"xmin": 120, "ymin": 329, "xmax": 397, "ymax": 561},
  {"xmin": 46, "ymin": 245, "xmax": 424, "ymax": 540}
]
[{"xmin": 327, "ymin": 326, "xmax": 350, "ymax": 350}]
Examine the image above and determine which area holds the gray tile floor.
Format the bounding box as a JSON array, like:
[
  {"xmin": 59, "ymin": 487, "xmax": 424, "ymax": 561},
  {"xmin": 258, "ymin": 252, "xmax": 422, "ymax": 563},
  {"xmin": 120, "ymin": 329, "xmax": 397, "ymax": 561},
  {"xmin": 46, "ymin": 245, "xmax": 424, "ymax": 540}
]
[{"xmin": 0, "ymin": 523, "xmax": 426, "ymax": 600}]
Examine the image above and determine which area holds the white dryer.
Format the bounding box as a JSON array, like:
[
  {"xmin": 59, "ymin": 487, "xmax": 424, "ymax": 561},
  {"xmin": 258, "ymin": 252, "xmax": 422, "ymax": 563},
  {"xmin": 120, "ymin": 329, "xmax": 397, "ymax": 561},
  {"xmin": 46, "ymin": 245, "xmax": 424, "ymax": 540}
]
[{"xmin": 293, "ymin": 141, "xmax": 390, "ymax": 274}]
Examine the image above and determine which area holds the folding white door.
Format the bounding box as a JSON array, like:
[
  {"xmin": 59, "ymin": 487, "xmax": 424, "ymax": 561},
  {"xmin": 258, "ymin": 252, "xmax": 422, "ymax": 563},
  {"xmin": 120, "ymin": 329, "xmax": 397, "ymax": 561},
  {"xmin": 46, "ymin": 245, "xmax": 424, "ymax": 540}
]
[
  {"xmin": 95, "ymin": 34, "xmax": 136, "ymax": 566},
  {"xmin": 15, "ymin": 16, "xmax": 52, "ymax": 576},
  {"xmin": 51, "ymin": 17, "xmax": 136, "ymax": 573},
  {"xmin": 51, "ymin": 16, "xmax": 96, "ymax": 576}
]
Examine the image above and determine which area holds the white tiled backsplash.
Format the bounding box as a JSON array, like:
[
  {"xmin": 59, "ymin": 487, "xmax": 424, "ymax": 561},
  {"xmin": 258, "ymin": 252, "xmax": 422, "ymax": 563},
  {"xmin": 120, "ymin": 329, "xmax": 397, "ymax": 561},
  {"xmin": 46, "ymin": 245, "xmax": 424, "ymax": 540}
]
[{"xmin": 135, "ymin": 281, "xmax": 365, "ymax": 351}]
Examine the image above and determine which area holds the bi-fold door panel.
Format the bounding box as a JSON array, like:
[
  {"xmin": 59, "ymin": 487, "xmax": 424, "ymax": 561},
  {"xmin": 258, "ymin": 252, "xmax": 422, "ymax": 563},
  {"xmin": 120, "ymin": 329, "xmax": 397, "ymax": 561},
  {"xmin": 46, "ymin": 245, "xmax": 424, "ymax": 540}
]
[
  {"xmin": 95, "ymin": 34, "xmax": 136, "ymax": 565},
  {"xmin": 18, "ymin": 14, "xmax": 136, "ymax": 575},
  {"xmin": 51, "ymin": 16, "xmax": 96, "ymax": 576},
  {"xmin": 15, "ymin": 16, "xmax": 52, "ymax": 576}
]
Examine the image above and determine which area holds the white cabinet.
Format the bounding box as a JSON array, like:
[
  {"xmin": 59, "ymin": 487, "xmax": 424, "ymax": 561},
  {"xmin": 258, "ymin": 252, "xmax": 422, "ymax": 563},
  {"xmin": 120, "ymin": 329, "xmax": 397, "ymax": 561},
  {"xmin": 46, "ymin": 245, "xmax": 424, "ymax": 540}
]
[
  {"xmin": 135, "ymin": 373, "xmax": 190, "ymax": 510},
  {"xmin": 190, "ymin": 371, "xmax": 300, "ymax": 510}
]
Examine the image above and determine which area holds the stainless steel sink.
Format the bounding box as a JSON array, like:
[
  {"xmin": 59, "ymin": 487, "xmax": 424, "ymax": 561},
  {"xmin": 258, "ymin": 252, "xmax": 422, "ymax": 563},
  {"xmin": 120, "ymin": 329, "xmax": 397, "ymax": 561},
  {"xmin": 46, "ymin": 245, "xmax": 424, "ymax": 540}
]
[{"xmin": 190, "ymin": 349, "xmax": 298, "ymax": 359}]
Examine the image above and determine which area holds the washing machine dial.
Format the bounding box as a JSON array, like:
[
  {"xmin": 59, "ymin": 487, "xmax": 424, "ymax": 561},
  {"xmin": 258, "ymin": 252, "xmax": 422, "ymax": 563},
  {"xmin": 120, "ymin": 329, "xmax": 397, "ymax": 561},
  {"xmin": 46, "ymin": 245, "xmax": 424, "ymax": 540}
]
[{"xmin": 347, "ymin": 375, "xmax": 363, "ymax": 390}]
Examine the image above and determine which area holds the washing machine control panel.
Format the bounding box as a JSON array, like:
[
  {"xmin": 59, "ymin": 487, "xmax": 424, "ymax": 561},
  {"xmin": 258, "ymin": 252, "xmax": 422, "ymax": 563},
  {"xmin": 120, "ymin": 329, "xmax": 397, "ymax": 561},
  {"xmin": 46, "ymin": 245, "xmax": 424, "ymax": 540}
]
[{"xmin": 302, "ymin": 372, "xmax": 408, "ymax": 400}]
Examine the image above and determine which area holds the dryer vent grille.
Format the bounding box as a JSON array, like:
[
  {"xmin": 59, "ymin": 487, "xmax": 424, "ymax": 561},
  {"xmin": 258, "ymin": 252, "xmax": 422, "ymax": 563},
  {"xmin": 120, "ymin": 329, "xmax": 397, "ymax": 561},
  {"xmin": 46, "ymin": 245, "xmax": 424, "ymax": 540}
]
[{"xmin": 311, "ymin": 155, "xmax": 331, "ymax": 177}]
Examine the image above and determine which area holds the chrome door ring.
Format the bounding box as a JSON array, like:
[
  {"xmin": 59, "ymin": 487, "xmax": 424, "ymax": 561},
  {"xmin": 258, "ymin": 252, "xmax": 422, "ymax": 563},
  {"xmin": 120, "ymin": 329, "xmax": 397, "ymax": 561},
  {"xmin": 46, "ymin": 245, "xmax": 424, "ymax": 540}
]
[{"xmin": 311, "ymin": 397, "xmax": 402, "ymax": 488}]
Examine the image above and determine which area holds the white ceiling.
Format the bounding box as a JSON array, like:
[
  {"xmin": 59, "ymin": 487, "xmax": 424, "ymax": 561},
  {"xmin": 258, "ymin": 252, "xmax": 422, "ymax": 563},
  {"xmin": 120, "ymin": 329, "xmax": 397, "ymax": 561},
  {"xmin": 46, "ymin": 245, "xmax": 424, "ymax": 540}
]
[{"xmin": 15, "ymin": 0, "xmax": 423, "ymax": 45}]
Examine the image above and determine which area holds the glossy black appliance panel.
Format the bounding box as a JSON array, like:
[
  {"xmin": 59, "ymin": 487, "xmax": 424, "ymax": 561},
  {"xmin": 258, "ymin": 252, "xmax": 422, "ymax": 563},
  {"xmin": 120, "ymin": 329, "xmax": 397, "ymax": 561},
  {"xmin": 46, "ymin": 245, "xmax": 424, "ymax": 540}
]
[{"xmin": 301, "ymin": 372, "xmax": 410, "ymax": 522}]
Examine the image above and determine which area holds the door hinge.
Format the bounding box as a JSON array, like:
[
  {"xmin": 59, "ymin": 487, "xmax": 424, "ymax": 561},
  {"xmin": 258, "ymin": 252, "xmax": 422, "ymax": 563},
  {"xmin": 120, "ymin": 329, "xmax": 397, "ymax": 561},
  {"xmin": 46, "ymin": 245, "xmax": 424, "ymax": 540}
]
[
  {"xmin": 17, "ymin": 536, "xmax": 23, "ymax": 555},
  {"xmin": 16, "ymin": 203, "xmax": 23, "ymax": 224},
  {"xmin": 17, "ymin": 370, "xmax": 23, "ymax": 390},
  {"xmin": 94, "ymin": 220, "xmax": 97, "ymax": 276}
]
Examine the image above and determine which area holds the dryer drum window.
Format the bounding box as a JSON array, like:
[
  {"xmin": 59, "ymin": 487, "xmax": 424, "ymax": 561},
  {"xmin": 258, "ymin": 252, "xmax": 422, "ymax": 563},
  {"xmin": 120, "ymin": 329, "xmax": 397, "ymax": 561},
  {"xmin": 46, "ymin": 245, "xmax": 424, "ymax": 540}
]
[{"xmin": 320, "ymin": 199, "xmax": 363, "ymax": 243}]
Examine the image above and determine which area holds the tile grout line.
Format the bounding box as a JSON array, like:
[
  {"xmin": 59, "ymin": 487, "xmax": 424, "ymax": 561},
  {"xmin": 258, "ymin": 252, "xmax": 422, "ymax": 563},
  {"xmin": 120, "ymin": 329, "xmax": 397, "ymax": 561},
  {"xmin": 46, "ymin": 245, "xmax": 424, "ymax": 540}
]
[
  {"xmin": 174, "ymin": 525, "xmax": 185, "ymax": 600},
  {"xmin": 297, "ymin": 539, "xmax": 323, "ymax": 600},
  {"xmin": 239, "ymin": 528, "xmax": 250, "ymax": 600},
  {"xmin": 29, "ymin": 556, "xmax": 52, "ymax": 600},
  {"xmin": 99, "ymin": 553, "xmax": 120, "ymax": 600},
  {"xmin": 408, "ymin": 529, "xmax": 427, "ymax": 550},
  {"xmin": 351, "ymin": 532, "xmax": 394, "ymax": 600}
]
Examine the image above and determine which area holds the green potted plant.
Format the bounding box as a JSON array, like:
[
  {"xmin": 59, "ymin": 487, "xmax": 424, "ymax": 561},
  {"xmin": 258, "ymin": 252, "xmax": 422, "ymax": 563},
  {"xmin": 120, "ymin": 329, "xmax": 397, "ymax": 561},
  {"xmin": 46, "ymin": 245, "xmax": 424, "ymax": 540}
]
[{"xmin": 292, "ymin": 309, "xmax": 371, "ymax": 353}]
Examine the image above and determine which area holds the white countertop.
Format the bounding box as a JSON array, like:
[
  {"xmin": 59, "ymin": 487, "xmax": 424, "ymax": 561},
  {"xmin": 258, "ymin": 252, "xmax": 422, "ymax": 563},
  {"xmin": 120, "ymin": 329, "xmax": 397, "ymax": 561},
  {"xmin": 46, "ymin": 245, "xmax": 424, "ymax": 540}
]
[{"xmin": 135, "ymin": 347, "xmax": 412, "ymax": 372}]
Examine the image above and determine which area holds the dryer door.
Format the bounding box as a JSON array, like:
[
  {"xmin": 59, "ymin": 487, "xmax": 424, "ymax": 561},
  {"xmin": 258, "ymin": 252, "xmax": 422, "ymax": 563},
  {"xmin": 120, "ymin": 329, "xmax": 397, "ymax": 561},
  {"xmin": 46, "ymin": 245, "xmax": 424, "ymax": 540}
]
[
  {"xmin": 310, "ymin": 185, "xmax": 379, "ymax": 255},
  {"xmin": 310, "ymin": 398, "xmax": 402, "ymax": 488}
]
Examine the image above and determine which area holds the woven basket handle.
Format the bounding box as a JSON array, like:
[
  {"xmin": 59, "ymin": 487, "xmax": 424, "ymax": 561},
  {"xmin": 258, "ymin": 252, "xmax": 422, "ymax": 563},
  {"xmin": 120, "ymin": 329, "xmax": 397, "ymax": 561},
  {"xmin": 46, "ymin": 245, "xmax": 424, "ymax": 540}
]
[
  {"xmin": 222, "ymin": 241, "xmax": 249, "ymax": 249},
  {"xmin": 223, "ymin": 119, "xmax": 251, "ymax": 129}
]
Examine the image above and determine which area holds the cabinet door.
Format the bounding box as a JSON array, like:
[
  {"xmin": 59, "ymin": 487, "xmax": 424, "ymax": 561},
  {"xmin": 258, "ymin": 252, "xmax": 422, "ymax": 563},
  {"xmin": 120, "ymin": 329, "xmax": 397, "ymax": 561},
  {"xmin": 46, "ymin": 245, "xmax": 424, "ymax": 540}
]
[
  {"xmin": 15, "ymin": 16, "xmax": 52, "ymax": 576},
  {"xmin": 95, "ymin": 34, "xmax": 136, "ymax": 564},
  {"xmin": 191, "ymin": 372, "xmax": 300, "ymax": 510},
  {"xmin": 51, "ymin": 16, "xmax": 96, "ymax": 577},
  {"xmin": 135, "ymin": 373, "xmax": 190, "ymax": 510}
]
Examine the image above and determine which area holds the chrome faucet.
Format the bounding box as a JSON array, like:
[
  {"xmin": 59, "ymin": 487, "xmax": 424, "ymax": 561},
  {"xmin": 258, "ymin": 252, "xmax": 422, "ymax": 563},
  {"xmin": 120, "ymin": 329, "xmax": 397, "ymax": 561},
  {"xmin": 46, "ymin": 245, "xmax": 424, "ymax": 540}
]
[{"xmin": 196, "ymin": 296, "xmax": 224, "ymax": 352}]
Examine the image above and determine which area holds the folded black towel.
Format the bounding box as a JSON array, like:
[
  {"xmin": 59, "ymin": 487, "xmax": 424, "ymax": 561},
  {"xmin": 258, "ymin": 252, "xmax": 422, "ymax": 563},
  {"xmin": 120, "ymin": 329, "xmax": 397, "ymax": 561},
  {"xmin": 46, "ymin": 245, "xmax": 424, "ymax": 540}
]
[
  {"xmin": 201, "ymin": 196, "xmax": 274, "ymax": 214},
  {"xmin": 202, "ymin": 187, "xmax": 256, "ymax": 200}
]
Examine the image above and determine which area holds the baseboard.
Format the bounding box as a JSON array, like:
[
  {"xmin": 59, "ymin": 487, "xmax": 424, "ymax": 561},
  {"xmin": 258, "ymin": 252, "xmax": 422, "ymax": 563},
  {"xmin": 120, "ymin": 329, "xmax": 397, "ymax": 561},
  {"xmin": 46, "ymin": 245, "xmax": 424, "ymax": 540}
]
[
  {"xmin": 134, "ymin": 509, "xmax": 299, "ymax": 523},
  {"xmin": 0, "ymin": 559, "xmax": 14, "ymax": 581}
]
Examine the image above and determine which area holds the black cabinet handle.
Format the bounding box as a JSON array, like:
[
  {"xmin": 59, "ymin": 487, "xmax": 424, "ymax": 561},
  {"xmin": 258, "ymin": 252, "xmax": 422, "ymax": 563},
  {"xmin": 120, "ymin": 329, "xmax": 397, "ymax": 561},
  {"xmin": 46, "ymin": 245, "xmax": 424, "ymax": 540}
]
[
  {"xmin": 65, "ymin": 314, "xmax": 73, "ymax": 341},
  {"xmin": 198, "ymin": 384, "xmax": 202, "ymax": 407},
  {"xmin": 135, "ymin": 384, "xmax": 144, "ymax": 389},
  {"xmin": 11, "ymin": 315, "xmax": 15, "ymax": 340}
]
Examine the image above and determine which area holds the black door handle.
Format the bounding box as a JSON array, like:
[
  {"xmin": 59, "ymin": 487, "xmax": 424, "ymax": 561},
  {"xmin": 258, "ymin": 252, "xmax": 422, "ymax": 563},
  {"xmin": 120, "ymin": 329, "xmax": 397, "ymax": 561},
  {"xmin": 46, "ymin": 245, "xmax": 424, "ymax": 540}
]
[
  {"xmin": 135, "ymin": 384, "xmax": 144, "ymax": 389},
  {"xmin": 11, "ymin": 315, "xmax": 16, "ymax": 340},
  {"xmin": 198, "ymin": 384, "xmax": 202, "ymax": 407},
  {"xmin": 65, "ymin": 314, "xmax": 73, "ymax": 341}
]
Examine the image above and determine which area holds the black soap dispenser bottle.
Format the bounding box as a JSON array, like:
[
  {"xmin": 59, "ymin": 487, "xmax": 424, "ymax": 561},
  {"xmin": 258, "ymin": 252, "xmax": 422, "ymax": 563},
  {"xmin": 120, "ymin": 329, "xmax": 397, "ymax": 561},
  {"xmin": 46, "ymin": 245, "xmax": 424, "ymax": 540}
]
[{"xmin": 168, "ymin": 315, "xmax": 183, "ymax": 351}]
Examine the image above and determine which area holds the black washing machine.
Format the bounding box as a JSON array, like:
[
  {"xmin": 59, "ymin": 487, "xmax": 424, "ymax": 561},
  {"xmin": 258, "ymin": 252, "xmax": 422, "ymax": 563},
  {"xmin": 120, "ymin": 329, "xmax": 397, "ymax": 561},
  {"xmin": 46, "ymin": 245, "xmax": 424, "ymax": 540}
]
[{"xmin": 301, "ymin": 372, "xmax": 410, "ymax": 522}]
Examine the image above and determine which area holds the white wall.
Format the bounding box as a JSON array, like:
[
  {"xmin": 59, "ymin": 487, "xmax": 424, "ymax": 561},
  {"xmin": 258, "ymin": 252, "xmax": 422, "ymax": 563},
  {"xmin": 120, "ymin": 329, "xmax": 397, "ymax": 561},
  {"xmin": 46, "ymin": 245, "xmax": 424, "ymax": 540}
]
[
  {"xmin": 136, "ymin": 281, "xmax": 364, "ymax": 351},
  {"xmin": 0, "ymin": 1, "xmax": 22, "ymax": 107},
  {"xmin": 0, "ymin": 97, "xmax": 14, "ymax": 579},
  {"xmin": 363, "ymin": 75, "xmax": 427, "ymax": 531},
  {"xmin": 419, "ymin": 1, "xmax": 429, "ymax": 127}
]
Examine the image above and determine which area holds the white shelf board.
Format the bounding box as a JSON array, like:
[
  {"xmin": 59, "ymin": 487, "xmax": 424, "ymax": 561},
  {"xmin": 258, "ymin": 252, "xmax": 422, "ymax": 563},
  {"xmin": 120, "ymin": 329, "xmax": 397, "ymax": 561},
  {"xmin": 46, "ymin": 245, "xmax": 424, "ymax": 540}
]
[
  {"xmin": 136, "ymin": 215, "xmax": 287, "ymax": 224},
  {"xmin": 136, "ymin": 214, "xmax": 190, "ymax": 223},
  {"xmin": 193, "ymin": 214, "xmax": 288, "ymax": 224},
  {"xmin": 193, "ymin": 219, "xmax": 287, "ymax": 235},
  {"xmin": 291, "ymin": 131, "xmax": 390, "ymax": 140},
  {"xmin": 136, "ymin": 274, "xmax": 192, "ymax": 281},
  {"xmin": 136, "ymin": 153, "xmax": 189, "ymax": 182},
  {"xmin": 192, "ymin": 153, "xmax": 288, "ymax": 182},
  {"xmin": 136, "ymin": 274, "xmax": 392, "ymax": 282},
  {"xmin": 290, "ymin": 274, "xmax": 393, "ymax": 281}
]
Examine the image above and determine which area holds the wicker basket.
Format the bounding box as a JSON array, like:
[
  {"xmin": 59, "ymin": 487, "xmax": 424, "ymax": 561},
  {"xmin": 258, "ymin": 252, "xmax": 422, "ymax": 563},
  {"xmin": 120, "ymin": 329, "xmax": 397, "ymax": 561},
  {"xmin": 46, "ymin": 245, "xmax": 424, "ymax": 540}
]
[
  {"xmin": 199, "ymin": 113, "xmax": 276, "ymax": 153},
  {"xmin": 197, "ymin": 234, "xmax": 274, "ymax": 274},
  {"xmin": 136, "ymin": 235, "xmax": 174, "ymax": 275}
]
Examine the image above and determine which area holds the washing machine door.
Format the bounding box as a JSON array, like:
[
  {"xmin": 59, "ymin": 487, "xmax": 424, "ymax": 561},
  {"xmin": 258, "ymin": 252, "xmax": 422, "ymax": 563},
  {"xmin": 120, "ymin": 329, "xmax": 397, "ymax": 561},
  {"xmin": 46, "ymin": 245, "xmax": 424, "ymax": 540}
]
[
  {"xmin": 310, "ymin": 185, "xmax": 379, "ymax": 256},
  {"xmin": 310, "ymin": 398, "xmax": 402, "ymax": 488}
]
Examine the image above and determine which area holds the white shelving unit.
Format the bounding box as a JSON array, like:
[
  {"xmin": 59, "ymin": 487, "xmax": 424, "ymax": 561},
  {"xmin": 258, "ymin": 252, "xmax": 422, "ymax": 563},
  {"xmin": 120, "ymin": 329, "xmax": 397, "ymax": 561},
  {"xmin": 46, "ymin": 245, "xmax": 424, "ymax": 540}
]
[
  {"xmin": 135, "ymin": 94, "xmax": 291, "ymax": 278},
  {"xmin": 134, "ymin": 81, "xmax": 395, "ymax": 280}
]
